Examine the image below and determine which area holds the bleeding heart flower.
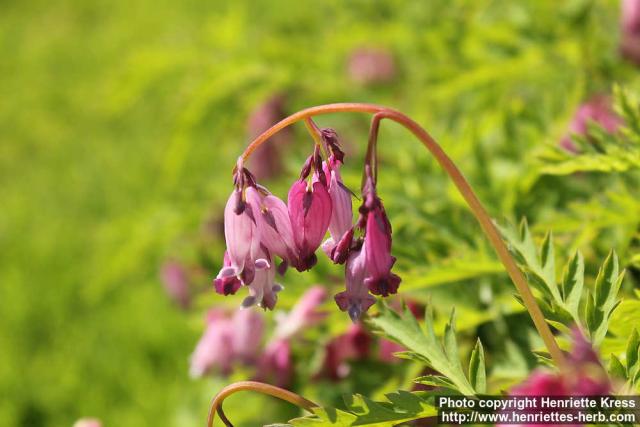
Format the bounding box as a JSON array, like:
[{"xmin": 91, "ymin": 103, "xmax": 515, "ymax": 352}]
[
  {"xmin": 322, "ymin": 159, "xmax": 354, "ymax": 263},
  {"xmin": 334, "ymin": 244, "xmax": 376, "ymax": 321},
  {"xmin": 189, "ymin": 309, "xmax": 235, "ymax": 377},
  {"xmin": 363, "ymin": 206, "xmax": 401, "ymax": 296},
  {"xmin": 288, "ymin": 179, "xmax": 332, "ymax": 271},
  {"xmin": 221, "ymin": 189, "xmax": 259, "ymax": 277},
  {"xmin": 245, "ymin": 186, "xmax": 299, "ymax": 266}
]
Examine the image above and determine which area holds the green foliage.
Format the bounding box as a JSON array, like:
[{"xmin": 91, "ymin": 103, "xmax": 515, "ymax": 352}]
[
  {"xmin": 288, "ymin": 391, "xmax": 435, "ymax": 427},
  {"xmin": 540, "ymin": 86, "xmax": 640, "ymax": 175},
  {"xmin": 500, "ymin": 220, "xmax": 626, "ymax": 345},
  {"xmin": 369, "ymin": 303, "xmax": 485, "ymax": 396}
]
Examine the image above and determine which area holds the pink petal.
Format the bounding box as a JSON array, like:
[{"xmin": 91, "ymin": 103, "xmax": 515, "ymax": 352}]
[
  {"xmin": 224, "ymin": 190, "xmax": 256, "ymax": 274},
  {"xmin": 232, "ymin": 308, "xmax": 265, "ymax": 363},
  {"xmin": 288, "ymin": 180, "xmax": 332, "ymax": 270},
  {"xmin": 327, "ymin": 167, "xmax": 353, "ymax": 241}
]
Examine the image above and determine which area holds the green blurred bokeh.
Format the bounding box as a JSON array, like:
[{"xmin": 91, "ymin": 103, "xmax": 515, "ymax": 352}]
[{"xmin": 0, "ymin": 0, "xmax": 631, "ymax": 426}]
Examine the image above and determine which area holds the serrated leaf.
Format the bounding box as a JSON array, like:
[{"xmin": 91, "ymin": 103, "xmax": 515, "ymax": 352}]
[
  {"xmin": 468, "ymin": 339, "xmax": 486, "ymax": 393},
  {"xmin": 289, "ymin": 391, "xmax": 436, "ymax": 427},
  {"xmin": 414, "ymin": 375, "xmax": 457, "ymax": 390},
  {"xmin": 561, "ymin": 251, "xmax": 584, "ymax": 322},
  {"xmin": 369, "ymin": 302, "xmax": 476, "ymax": 395}
]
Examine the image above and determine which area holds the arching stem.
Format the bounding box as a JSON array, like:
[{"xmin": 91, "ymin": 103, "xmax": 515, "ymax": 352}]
[
  {"xmin": 207, "ymin": 381, "xmax": 317, "ymax": 427},
  {"xmin": 239, "ymin": 103, "xmax": 566, "ymax": 368}
]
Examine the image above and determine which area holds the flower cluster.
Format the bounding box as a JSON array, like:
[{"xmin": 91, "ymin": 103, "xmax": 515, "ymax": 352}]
[{"xmin": 213, "ymin": 129, "xmax": 401, "ymax": 320}]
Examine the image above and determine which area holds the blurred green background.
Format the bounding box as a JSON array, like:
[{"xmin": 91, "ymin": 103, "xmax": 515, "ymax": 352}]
[{"xmin": 1, "ymin": 0, "xmax": 637, "ymax": 426}]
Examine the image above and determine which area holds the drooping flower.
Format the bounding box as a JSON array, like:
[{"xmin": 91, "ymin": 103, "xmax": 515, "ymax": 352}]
[
  {"xmin": 73, "ymin": 419, "xmax": 102, "ymax": 427},
  {"xmin": 220, "ymin": 188, "xmax": 260, "ymax": 279},
  {"xmin": 160, "ymin": 260, "xmax": 191, "ymax": 309},
  {"xmin": 363, "ymin": 205, "xmax": 401, "ymax": 296},
  {"xmin": 273, "ymin": 285, "xmax": 329, "ymax": 340},
  {"xmin": 334, "ymin": 244, "xmax": 376, "ymax": 321},
  {"xmin": 560, "ymin": 96, "xmax": 623, "ymax": 153},
  {"xmin": 357, "ymin": 168, "xmax": 401, "ymax": 297},
  {"xmin": 288, "ymin": 179, "xmax": 332, "ymax": 271},
  {"xmin": 322, "ymin": 157, "xmax": 354, "ymax": 264}
]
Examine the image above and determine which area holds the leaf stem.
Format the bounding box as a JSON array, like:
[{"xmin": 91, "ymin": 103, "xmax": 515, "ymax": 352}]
[
  {"xmin": 207, "ymin": 381, "xmax": 317, "ymax": 426},
  {"xmin": 239, "ymin": 103, "xmax": 566, "ymax": 368}
]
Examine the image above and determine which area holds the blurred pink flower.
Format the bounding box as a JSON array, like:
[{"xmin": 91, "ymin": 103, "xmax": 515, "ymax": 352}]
[
  {"xmin": 274, "ymin": 286, "xmax": 329, "ymax": 340},
  {"xmin": 73, "ymin": 419, "xmax": 102, "ymax": 427},
  {"xmin": 189, "ymin": 308, "xmax": 264, "ymax": 378},
  {"xmin": 561, "ymin": 96, "xmax": 623, "ymax": 152},
  {"xmin": 620, "ymin": 0, "xmax": 640, "ymax": 65},
  {"xmin": 347, "ymin": 47, "xmax": 397, "ymax": 85},
  {"xmin": 257, "ymin": 338, "xmax": 294, "ymax": 388},
  {"xmin": 318, "ymin": 323, "xmax": 371, "ymax": 380},
  {"xmin": 378, "ymin": 338, "xmax": 405, "ymax": 364},
  {"xmin": 160, "ymin": 261, "xmax": 191, "ymax": 309}
]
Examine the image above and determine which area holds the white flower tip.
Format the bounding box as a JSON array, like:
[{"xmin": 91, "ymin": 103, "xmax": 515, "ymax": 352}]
[
  {"xmin": 255, "ymin": 258, "xmax": 271, "ymax": 270},
  {"xmin": 242, "ymin": 296, "xmax": 257, "ymax": 308},
  {"xmin": 218, "ymin": 266, "xmax": 237, "ymax": 278}
]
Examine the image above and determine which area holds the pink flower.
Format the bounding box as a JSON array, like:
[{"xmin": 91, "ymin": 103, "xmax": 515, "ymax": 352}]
[
  {"xmin": 245, "ymin": 186, "xmax": 298, "ymax": 266},
  {"xmin": 363, "ymin": 206, "xmax": 401, "ymax": 296},
  {"xmin": 189, "ymin": 308, "xmax": 265, "ymax": 378},
  {"xmin": 160, "ymin": 260, "xmax": 191, "ymax": 309},
  {"xmin": 347, "ymin": 47, "xmax": 396, "ymax": 85},
  {"xmin": 220, "ymin": 189, "xmax": 260, "ymax": 279},
  {"xmin": 322, "ymin": 159, "xmax": 354, "ymax": 264},
  {"xmin": 73, "ymin": 419, "xmax": 102, "ymax": 427},
  {"xmin": 274, "ymin": 286, "xmax": 328, "ymax": 340},
  {"xmin": 288, "ymin": 179, "xmax": 332, "ymax": 271},
  {"xmin": 334, "ymin": 245, "xmax": 376, "ymax": 321},
  {"xmin": 190, "ymin": 310, "xmax": 234, "ymax": 377},
  {"xmin": 257, "ymin": 338, "xmax": 293, "ymax": 388},
  {"xmin": 213, "ymin": 251, "xmax": 242, "ymax": 296},
  {"xmin": 561, "ymin": 96, "xmax": 623, "ymax": 152},
  {"xmin": 232, "ymin": 308, "xmax": 265, "ymax": 364}
]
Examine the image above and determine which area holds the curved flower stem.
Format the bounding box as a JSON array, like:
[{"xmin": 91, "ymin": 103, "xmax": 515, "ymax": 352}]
[
  {"xmin": 207, "ymin": 381, "xmax": 317, "ymax": 427},
  {"xmin": 240, "ymin": 103, "xmax": 566, "ymax": 368}
]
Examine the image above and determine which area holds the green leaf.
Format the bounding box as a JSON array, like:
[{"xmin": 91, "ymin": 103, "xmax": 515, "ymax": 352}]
[
  {"xmin": 289, "ymin": 391, "xmax": 436, "ymax": 427},
  {"xmin": 591, "ymin": 251, "xmax": 625, "ymax": 345},
  {"xmin": 626, "ymin": 329, "xmax": 640, "ymax": 377},
  {"xmin": 561, "ymin": 251, "xmax": 584, "ymax": 321},
  {"xmin": 369, "ymin": 302, "xmax": 476, "ymax": 395},
  {"xmin": 608, "ymin": 354, "xmax": 627, "ymax": 380},
  {"xmin": 468, "ymin": 339, "xmax": 486, "ymax": 393}
]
